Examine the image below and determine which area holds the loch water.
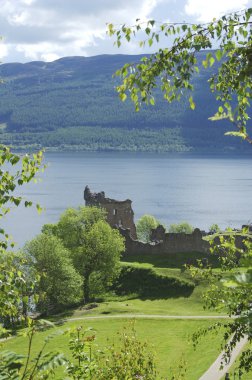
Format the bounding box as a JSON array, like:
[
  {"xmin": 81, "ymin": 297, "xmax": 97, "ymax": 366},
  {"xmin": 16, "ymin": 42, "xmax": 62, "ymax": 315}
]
[{"xmin": 4, "ymin": 151, "xmax": 252, "ymax": 247}]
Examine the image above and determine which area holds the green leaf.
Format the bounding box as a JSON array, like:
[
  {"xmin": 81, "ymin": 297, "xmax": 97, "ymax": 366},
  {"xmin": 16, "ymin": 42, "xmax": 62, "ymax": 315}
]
[
  {"xmin": 209, "ymin": 57, "xmax": 215, "ymax": 67},
  {"xmin": 225, "ymin": 131, "xmax": 247, "ymax": 139},
  {"xmin": 209, "ymin": 112, "xmax": 228, "ymax": 121},
  {"xmin": 36, "ymin": 204, "xmax": 43, "ymax": 214},
  {"xmin": 148, "ymin": 38, "xmax": 153, "ymax": 47},
  {"xmin": 215, "ymin": 50, "xmax": 223, "ymax": 61},
  {"xmin": 119, "ymin": 93, "xmax": 127, "ymax": 102},
  {"xmin": 189, "ymin": 96, "xmax": 195, "ymax": 110},
  {"xmin": 202, "ymin": 60, "xmax": 208, "ymax": 68}
]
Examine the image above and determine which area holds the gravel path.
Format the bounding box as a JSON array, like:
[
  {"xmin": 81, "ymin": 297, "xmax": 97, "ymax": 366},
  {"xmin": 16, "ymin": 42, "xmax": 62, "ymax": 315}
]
[
  {"xmin": 65, "ymin": 314, "xmax": 228, "ymax": 321},
  {"xmin": 199, "ymin": 335, "xmax": 248, "ymax": 380}
]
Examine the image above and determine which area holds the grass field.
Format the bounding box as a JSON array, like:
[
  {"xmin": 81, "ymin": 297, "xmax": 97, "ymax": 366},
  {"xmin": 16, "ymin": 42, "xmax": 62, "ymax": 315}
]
[
  {"xmin": 1, "ymin": 251, "xmax": 230, "ymax": 378},
  {"xmin": 52, "ymin": 253, "xmax": 223, "ymax": 320},
  {"xmin": 2, "ymin": 318, "xmax": 227, "ymax": 379}
]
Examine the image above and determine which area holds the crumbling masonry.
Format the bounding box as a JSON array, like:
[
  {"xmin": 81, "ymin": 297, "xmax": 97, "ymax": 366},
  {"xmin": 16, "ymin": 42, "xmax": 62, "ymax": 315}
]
[
  {"xmin": 84, "ymin": 186, "xmax": 251, "ymax": 257},
  {"xmin": 84, "ymin": 185, "xmax": 137, "ymax": 239},
  {"xmin": 83, "ymin": 185, "xmax": 212, "ymax": 255}
]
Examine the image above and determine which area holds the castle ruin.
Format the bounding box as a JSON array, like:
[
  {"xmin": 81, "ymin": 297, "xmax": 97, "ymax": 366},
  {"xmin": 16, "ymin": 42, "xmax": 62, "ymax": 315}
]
[
  {"xmin": 84, "ymin": 186, "xmax": 249, "ymax": 256},
  {"xmin": 84, "ymin": 185, "xmax": 137, "ymax": 239}
]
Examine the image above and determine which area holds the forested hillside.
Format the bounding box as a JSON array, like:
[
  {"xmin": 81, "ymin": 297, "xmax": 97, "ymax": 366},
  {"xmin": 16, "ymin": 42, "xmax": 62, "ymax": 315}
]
[{"xmin": 0, "ymin": 53, "xmax": 249, "ymax": 152}]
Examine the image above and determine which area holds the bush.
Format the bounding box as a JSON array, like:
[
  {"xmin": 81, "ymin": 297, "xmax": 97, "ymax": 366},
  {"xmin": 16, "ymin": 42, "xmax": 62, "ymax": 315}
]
[
  {"xmin": 168, "ymin": 222, "xmax": 194, "ymax": 234},
  {"xmin": 209, "ymin": 224, "xmax": 221, "ymax": 234}
]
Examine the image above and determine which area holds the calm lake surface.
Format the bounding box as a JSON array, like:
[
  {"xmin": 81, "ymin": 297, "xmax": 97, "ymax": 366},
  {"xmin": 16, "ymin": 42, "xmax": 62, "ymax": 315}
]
[{"xmin": 4, "ymin": 151, "xmax": 252, "ymax": 248}]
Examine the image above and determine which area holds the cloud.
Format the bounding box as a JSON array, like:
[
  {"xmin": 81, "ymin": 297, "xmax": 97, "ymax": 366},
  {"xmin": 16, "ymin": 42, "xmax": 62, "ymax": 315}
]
[
  {"xmin": 0, "ymin": 0, "xmax": 162, "ymax": 62},
  {"xmin": 1, "ymin": 0, "xmax": 251, "ymax": 62},
  {"xmin": 185, "ymin": 0, "xmax": 252, "ymax": 22},
  {"xmin": 0, "ymin": 42, "xmax": 9, "ymax": 60}
]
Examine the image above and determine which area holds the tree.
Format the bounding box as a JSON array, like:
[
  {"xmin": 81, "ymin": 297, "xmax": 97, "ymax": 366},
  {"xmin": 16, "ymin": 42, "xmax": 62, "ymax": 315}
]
[
  {"xmin": 136, "ymin": 214, "xmax": 163, "ymax": 242},
  {"xmin": 44, "ymin": 206, "xmax": 125, "ymax": 303},
  {"xmin": 0, "ymin": 145, "xmax": 44, "ymax": 333},
  {"xmin": 168, "ymin": 221, "xmax": 194, "ymax": 234},
  {"xmin": 0, "ymin": 251, "xmax": 38, "ymax": 329},
  {"xmin": 209, "ymin": 223, "xmax": 221, "ymax": 234},
  {"xmin": 108, "ymin": 8, "xmax": 252, "ymax": 143},
  {"xmin": 24, "ymin": 233, "xmax": 83, "ymax": 314},
  {"xmin": 49, "ymin": 206, "xmax": 107, "ymax": 250}
]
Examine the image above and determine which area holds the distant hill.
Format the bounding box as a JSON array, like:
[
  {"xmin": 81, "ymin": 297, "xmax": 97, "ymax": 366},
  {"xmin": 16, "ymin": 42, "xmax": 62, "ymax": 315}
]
[{"xmin": 0, "ymin": 53, "xmax": 250, "ymax": 152}]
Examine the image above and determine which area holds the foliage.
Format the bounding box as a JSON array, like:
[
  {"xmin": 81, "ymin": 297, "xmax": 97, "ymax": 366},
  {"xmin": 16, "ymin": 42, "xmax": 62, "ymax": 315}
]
[
  {"xmin": 78, "ymin": 220, "xmax": 125, "ymax": 302},
  {"xmin": 43, "ymin": 206, "xmax": 125, "ymax": 303},
  {"xmin": 189, "ymin": 232, "xmax": 252, "ymax": 375},
  {"xmin": 136, "ymin": 214, "xmax": 163, "ymax": 242},
  {"xmin": 209, "ymin": 223, "xmax": 221, "ymax": 234},
  {"xmin": 65, "ymin": 326, "xmax": 97, "ymax": 380},
  {"xmin": 0, "ymin": 145, "xmax": 44, "ymax": 249},
  {"xmin": 108, "ymin": 8, "xmax": 252, "ymax": 142},
  {"xmin": 168, "ymin": 222, "xmax": 194, "ymax": 234},
  {"xmin": 0, "ymin": 320, "xmax": 66, "ymax": 379},
  {"xmin": 95, "ymin": 323, "xmax": 158, "ymax": 380},
  {"xmin": 0, "ymin": 145, "xmax": 44, "ymax": 333},
  {"xmin": 50, "ymin": 206, "xmax": 107, "ymax": 250},
  {"xmin": 24, "ymin": 234, "xmax": 83, "ymax": 314},
  {"xmin": 0, "ymin": 251, "xmax": 38, "ymax": 330}
]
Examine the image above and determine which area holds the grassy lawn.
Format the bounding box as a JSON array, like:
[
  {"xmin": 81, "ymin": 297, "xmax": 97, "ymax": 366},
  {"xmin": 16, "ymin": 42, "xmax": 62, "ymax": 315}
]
[
  {"xmin": 50, "ymin": 253, "xmax": 223, "ymax": 320},
  {"xmin": 64, "ymin": 285, "xmax": 220, "ymax": 318},
  {"xmin": 2, "ymin": 251, "xmax": 229, "ymax": 379},
  {"xmin": 122, "ymin": 252, "xmax": 220, "ymax": 269},
  {"xmin": 3, "ymin": 318, "xmax": 227, "ymax": 379}
]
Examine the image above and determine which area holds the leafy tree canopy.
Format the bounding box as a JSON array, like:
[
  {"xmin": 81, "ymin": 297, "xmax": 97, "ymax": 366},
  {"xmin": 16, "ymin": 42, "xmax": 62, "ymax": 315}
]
[
  {"xmin": 108, "ymin": 8, "xmax": 252, "ymax": 143},
  {"xmin": 168, "ymin": 221, "xmax": 194, "ymax": 234},
  {"xmin": 43, "ymin": 206, "xmax": 125, "ymax": 303},
  {"xmin": 136, "ymin": 214, "xmax": 163, "ymax": 242},
  {"xmin": 0, "ymin": 145, "xmax": 44, "ymax": 334},
  {"xmin": 209, "ymin": 223, "xmax": 221, "ymax": 234},
  {"xmin": 24, "ymin": 233, "xmax": 83, "ymax": 314}
]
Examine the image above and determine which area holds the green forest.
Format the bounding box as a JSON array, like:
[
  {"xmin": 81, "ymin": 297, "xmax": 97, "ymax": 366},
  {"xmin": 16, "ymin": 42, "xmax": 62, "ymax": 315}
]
[{"xmin": 0, "ymin": 53, "xmax": 249, "ymax": 152}]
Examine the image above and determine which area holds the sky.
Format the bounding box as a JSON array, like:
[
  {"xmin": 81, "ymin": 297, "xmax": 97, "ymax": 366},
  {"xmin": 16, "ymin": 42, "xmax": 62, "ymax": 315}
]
[{"xmin": 0, "ymin": 0, "xmax": 252, "ymax": 63}]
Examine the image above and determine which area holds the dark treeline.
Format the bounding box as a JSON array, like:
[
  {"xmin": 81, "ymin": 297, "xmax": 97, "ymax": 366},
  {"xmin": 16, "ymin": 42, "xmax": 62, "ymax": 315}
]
[{"xmin": 0, "ymin": 126, "xmax": 189, "ymax": 152}]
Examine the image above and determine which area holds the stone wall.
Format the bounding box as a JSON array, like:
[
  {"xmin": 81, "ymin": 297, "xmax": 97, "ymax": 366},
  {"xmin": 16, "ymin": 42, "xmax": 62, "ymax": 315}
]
[
  {"xmin": 120, "ymin": 227, "xmax": 209, "ymax": 255},
  {"xmin": 84, "ymin": 186, "xmax": 137, "ymax": 239},
  {"xmin": 84, "ymin": 186, "xmax": 251, "ymax": 256}
]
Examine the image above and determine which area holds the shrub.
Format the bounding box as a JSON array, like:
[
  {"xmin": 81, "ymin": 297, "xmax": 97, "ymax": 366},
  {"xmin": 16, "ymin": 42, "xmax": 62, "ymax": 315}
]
[{"xmin": 168, "ymin": 222, "xmax": 194, "ymax": 234}]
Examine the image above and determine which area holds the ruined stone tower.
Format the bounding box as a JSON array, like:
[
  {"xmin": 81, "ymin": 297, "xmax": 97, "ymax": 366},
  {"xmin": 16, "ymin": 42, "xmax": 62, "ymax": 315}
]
[{"xmin": 84, "ymin": 186, "xmax": 137, "ymax": 239}]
